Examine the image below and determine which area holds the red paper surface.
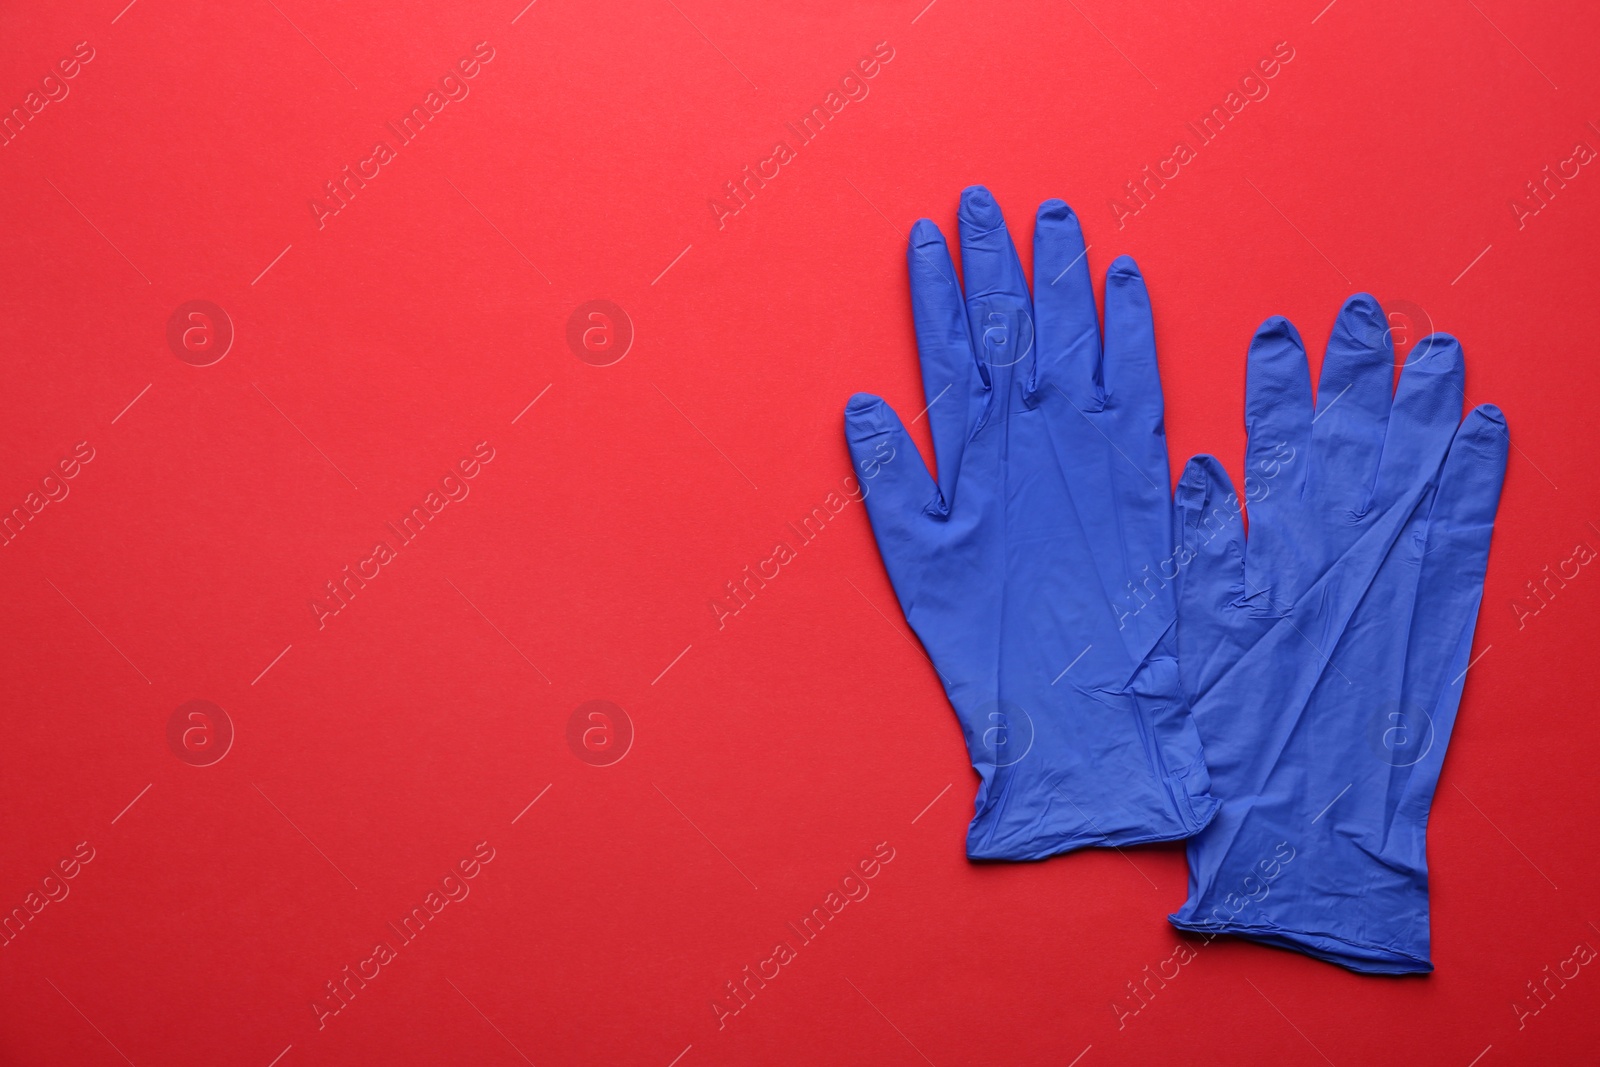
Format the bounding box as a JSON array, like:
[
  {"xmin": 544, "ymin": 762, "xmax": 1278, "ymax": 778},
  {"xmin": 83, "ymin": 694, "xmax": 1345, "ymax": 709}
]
[{"xmin": 2, "ymin": 1, "xmax": 1596, "ymax": 1064}]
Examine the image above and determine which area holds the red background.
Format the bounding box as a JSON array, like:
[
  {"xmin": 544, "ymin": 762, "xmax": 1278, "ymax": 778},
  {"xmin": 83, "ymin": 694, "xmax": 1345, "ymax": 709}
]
[{"xmin": 1, "ymin": 1, "xmax": 1596, "ymax": 1064}]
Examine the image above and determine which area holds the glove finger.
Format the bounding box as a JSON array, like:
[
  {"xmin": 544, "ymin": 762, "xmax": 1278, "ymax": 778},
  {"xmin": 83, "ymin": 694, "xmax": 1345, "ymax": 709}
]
[
  {"xmin": 844, "ymin": 393, "xmax": 940, "ymax": 561},
  {"xmin": 1244, "ymin": 315, "xmax": 1312, "ymax": 499},
  {"xmin": 1371, "ymin": 333, "xmax": 1465, "ymax": 510},
  {"xmin": 1031, "ymin": 199, "xmax": 1102, "ymax": 407},
  {"xmin": 1240, "ymin": 317, "xmax": 1313, "ymax": 609},
  {"xmin": 957, "ymin": 186, "xmax": 1034, "ymax": 405},
  {"xmin": 1174, "ymin": 454, "xmax": 1248, "ymax": 700},
  {"xmin": 1429, "ymin": 404, "xmax": 1510, "ymax": 532},
  {"xmin": 908, "ymin": 218, "xmax": 983, "ymax": 507},
  {"xmin": 1402, "ymin": 404, "xmax": 1508, "ymax": 746},
  {"xmin": 1310, "ymin": 294, "xmax": 1393, "ymax": 513},
  {"xmin": 1102, "ymin": 255, "xmax": 1166, "ymax": 450},
  {"xmin": 1175, "ymin": 455, "xmax": 1246, "ymax": 608}
]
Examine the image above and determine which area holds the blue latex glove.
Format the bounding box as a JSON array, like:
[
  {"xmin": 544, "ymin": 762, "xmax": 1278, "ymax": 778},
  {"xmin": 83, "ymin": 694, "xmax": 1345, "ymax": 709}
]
[
  {"xmin": 844, "ymin": 186, "xmax": 1217, "ymax": 859},
  {"xmin": 1168, "ymin": 297, "xmax": 1508, "ymax": 972}
]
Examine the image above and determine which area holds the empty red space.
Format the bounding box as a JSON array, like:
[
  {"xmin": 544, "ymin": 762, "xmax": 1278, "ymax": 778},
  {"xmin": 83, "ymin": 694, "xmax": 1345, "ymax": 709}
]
[{"xmin": 0, "ymin": 0, "xmax": 1596, "ymax": 1064}]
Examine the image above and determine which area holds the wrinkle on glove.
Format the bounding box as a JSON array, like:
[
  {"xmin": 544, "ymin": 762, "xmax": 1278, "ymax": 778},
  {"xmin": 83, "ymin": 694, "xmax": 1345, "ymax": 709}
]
[
  {"xmin": 1169, "ymin": 298, "xmax": 1508, "ymax": 973},
  {"xmin": 845, "ymin": 187, "xmax": 1217, "ymax": 860}
]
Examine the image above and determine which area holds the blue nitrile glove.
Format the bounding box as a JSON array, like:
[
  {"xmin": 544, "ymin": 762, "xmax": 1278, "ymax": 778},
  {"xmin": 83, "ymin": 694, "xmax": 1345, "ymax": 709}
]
[
  {"xmin": 1168, "ymin": 297, "xmax": 1508, "ymax": 973},
  {"xmin": 844, "ymin": 186, "xmax": 1217, "ymax": 859}
]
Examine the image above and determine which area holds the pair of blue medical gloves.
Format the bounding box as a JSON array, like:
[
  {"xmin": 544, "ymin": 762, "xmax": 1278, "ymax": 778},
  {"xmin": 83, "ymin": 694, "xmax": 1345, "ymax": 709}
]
[{"xmin": 845, "ymin": 186, "xmax": 1507, "ymax": 975}]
